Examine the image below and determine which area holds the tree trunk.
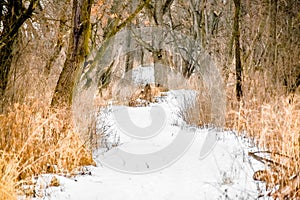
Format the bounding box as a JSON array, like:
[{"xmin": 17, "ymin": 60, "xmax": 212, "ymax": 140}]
[
  {"xmin": 269, "ymin": 0, "xmax": 278, "ymax": 82},
  {"xmin": 152, "ymin": 0, "xmax": 174, "ymax": 87},
  {"xmin": 0, "ymin": 0, "xmax": 39, "ymax": 112},
  {"xmin": 51, "ymin": 0, "xmax": 92, "ymax": 107},
  {"xmin": 124, "ymin": 2, "xmax": 134, "ymax": 80},
  {"xmin": 233, "ymin": 0, "xmax": 243, "ymax": 101}
]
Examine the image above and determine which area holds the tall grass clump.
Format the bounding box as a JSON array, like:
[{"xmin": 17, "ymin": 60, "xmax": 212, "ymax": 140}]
[{"xmin": 0, "ymin": 102, "xmax": 94, "ymax": 199}]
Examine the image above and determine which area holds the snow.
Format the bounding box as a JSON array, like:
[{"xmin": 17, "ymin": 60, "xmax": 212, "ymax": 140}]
[
  {"xmin": 28, "ymin": 90, "xmax": 266, "ymax": 200},
  {"xmin": 131, "ymin": 65, "xmax": 155, "ymax": 85}
]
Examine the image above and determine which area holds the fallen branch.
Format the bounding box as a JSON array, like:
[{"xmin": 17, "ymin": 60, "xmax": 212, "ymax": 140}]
[
  {"xmin": 249, "ymin": 151, "xmax": 300, "ymax": 199},
  {"xmin": 248, "ymin": 151, "xmax": 288, "ymax": 171}
]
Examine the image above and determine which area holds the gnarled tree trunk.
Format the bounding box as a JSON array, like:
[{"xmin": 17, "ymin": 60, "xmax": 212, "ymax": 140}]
[{"xmin": 51, "ymin": 0, "xmax": 92, "ymax": 107}]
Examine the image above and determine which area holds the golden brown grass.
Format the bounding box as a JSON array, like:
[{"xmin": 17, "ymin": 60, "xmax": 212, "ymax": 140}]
[
  {"xmin": 0, "ymin": 102, "xmax": 95, "ymax": 199},
  {"xmin": 226, "ymin": 71, "xmax": 300, "ymax": 198},
  {"xmin": 0, "ymin": 153, "xmax": 19, "ymax": 200},
  {"xmin": 179, "ymin": 84, "xmax": 212, "ymax": 127}
]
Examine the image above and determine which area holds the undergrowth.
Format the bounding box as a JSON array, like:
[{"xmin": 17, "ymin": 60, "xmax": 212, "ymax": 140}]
[
  {"xmin": 0, "ymin": 102, "xmax": 94, "ymax": 199},
  {"xmin": 226, "ymin": 71, "xmax": 300, "ymax": 199}
]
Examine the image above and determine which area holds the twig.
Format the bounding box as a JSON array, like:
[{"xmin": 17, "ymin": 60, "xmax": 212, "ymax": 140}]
[{"xmin": 248, "ymin": 151, "xmax": 288, "ymax": 171}]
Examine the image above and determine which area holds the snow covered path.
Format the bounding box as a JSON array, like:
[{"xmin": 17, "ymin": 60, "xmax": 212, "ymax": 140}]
[
  {"xmin": 47, "ymin": 131, "xmax": 263, "ymax": 200},
  {"xmin": 38, "ymin": 91, "xmax": 264, "ymax": 200}
]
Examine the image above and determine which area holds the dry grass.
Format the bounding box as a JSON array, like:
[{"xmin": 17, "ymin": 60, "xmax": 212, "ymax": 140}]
[
  {"xmin": 226, "ymin": 70, "xmax": 300, "ymax": 198},
  {"xmin": 179, "ymin": 86, "xmax": 212, "ymax": 127},
  {"xmin": 0, "ymin": 153, "xmax": 19, "ymax": 200},
  {"xmin": 0, "ymin": 102, "xmax": 95, "ymax": 199}
]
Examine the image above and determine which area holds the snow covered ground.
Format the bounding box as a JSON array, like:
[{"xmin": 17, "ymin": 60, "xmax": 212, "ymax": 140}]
[{"xmin": 27, "ymin": 90, "xmax": 267, "ymax": 200}]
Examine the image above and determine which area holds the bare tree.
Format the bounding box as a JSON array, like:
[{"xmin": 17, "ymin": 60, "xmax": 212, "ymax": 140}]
[{"xmin": 52, "ymin": 0, "xmax": 152, "ymax": 107}]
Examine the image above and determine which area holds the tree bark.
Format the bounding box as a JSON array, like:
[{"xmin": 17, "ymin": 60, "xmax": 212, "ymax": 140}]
[
  {"xmin": 269, "ymin": 0, "xmax": 278, "ymax": 82},
  {"xmin": 124, "ymin": 2, "xmax": 134, "ymax": 79},
  {"xmin": 233, "ymin": 0, "xmax": 243, "ymax": 101},
  {"xmin": 51, "ymin": 0, "xmax": 92, "ymax": 107}
]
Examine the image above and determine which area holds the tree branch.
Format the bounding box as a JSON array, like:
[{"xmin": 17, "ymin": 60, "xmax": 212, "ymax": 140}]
[{"xmin": 104, "ymin": 0, "xmax": 151, "ymax": 40}]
